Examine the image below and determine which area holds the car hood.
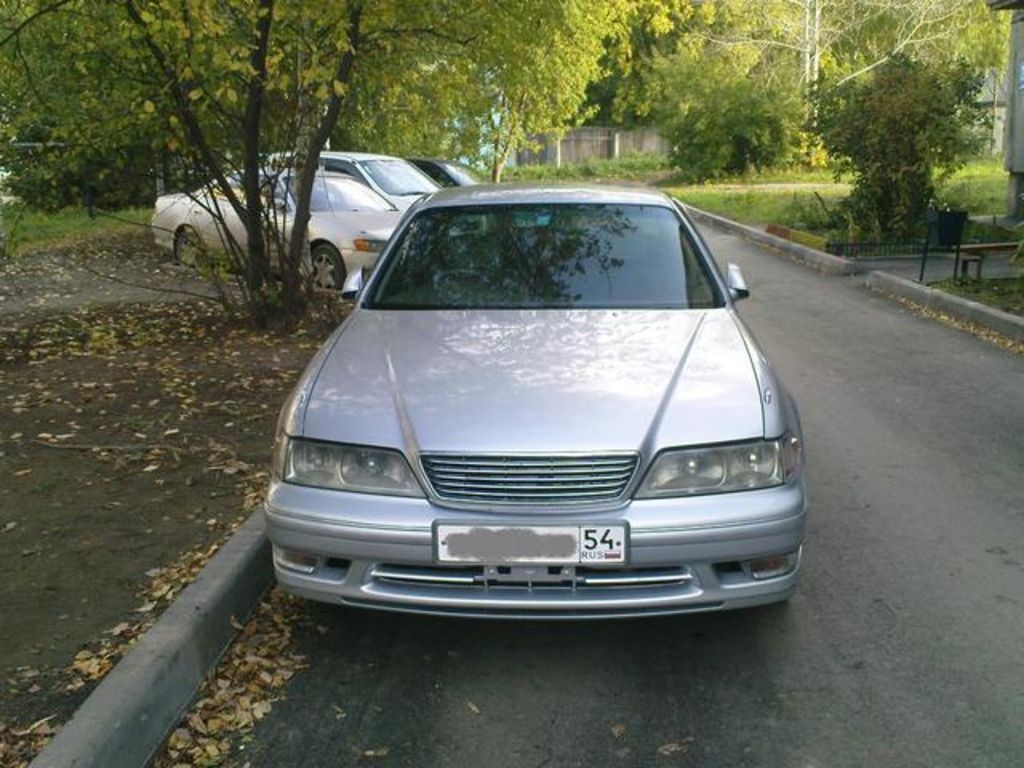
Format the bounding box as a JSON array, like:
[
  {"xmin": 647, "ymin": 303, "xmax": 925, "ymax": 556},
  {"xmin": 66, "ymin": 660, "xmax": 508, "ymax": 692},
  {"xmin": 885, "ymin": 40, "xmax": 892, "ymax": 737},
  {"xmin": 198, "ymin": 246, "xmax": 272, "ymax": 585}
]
[
  {"xmin": 309, "ymin": 209, "xmax": 401, "ymax": 246},
  {"xmin": 300, "ymin": 309, "xmax": 765, "ymax": 455}
]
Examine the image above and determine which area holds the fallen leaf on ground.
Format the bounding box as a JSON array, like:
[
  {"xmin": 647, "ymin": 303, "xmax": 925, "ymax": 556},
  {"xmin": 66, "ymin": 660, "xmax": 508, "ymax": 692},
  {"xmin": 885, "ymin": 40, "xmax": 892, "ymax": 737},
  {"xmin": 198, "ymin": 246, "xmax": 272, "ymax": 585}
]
[
  {"xmin": 657, "ymin": 739, "xmax": 693, "ymax": 757},
  {"xmin": 153, "ymin": 590, "xmax": 307, "ymax": 768},
  {"xmin": 11, "ymin": 715, "xmax": 55, "ymax": 737},
  {"xmin": 611, "ymin": 723, "xmax": 627, "ymax": 739}
]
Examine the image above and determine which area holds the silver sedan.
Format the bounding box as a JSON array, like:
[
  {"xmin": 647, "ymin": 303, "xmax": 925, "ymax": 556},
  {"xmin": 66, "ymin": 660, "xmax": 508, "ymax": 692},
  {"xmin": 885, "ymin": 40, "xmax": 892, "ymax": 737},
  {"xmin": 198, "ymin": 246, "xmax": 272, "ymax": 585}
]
[{"xmin": 264, "ymin": 184, "xmax": 807, "ymax": 619}]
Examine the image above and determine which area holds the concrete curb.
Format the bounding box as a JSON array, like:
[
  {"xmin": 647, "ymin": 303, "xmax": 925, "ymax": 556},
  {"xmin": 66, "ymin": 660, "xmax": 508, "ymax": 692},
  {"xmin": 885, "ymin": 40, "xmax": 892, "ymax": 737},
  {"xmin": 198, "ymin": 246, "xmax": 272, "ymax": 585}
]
[
  {"xmin": 31, "ymin": 512, "xmax": 273, "ymax": 768},
  {"xmin": 681, "ymin": 203, "xmax": 862, "ymax": 276},
  {"xmin": 865, "ymin": 270, "xmax": 1024, "ymax": 343}
]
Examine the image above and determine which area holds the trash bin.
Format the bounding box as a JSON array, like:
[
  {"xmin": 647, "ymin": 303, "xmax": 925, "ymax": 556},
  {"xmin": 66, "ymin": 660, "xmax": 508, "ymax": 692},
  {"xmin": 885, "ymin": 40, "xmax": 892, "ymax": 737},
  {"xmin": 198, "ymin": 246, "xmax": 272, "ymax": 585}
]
[
  {"xmin": 920, "ymin": 208, "xmax": 968, "ymax": 283},
  {"xmin": 928, "ymin": 208, "xmax": 968, "ymax": 248}
]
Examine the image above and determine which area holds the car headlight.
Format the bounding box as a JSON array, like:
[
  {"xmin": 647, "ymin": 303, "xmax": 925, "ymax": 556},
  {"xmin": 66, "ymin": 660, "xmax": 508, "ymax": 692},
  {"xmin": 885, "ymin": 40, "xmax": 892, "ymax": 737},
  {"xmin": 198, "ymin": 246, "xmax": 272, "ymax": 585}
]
[
  {"xmin": 282, "ymin": 438, "xmax": 424, "ymax": 497},
  {"xmin": 635, "ymin": 436, "xmax": 802, "ymax": 498}
]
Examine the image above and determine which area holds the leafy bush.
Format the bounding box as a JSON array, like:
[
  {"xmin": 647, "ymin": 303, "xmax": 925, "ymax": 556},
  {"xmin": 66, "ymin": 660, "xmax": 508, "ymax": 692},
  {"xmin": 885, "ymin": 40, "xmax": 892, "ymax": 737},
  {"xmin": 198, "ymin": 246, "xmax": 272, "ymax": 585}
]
[
  {"xmin": 653, "ymin": 53, "xmax": 803, "ymax": 182},
  {"xmin": 815, "ymin": 55, "xmax": 987, "ymax": 238},
  {"xmin": 0, "ymin": 142, "xmax": 159, "ymax": 213}
]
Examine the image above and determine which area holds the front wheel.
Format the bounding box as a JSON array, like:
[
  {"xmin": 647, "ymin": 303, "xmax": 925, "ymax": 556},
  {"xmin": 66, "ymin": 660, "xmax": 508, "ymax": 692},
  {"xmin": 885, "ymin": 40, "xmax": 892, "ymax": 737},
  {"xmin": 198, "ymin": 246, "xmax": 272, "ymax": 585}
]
[{"xmin": 310, "ymin": 242, "xmax": 347, "ymax": 291}]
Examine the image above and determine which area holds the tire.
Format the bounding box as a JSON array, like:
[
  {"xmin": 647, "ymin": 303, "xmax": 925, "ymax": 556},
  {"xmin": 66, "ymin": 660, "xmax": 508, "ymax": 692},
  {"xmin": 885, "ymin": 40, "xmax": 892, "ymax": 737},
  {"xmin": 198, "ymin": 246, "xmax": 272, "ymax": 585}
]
[
  {"xmin": 173, "ymin": 226, "xmax": 205, "ymax": 268},
  {"xmin": 311, "ymin": 242, "xmax": 347, "ymax": 291}
]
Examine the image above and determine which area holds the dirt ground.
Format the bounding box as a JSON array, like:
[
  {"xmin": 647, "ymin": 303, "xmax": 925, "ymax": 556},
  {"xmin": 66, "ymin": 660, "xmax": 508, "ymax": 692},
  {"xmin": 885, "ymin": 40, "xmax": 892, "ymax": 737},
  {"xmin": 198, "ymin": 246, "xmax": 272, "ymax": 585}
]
[
  {"xmin": 0, "ymin": 230, "xmax": 335, "ymax": 753},
  {"xmin": 0, "ymin": 229, "xmax": 215, "ymax": 316}
]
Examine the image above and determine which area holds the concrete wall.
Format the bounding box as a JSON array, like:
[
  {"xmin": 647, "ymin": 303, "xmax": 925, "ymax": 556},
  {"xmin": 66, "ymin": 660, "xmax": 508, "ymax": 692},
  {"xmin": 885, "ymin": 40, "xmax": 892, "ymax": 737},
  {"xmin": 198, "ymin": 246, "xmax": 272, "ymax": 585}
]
[{"xmin": 516, "ymin": 127, "xmax": 669, "ymax": 167}]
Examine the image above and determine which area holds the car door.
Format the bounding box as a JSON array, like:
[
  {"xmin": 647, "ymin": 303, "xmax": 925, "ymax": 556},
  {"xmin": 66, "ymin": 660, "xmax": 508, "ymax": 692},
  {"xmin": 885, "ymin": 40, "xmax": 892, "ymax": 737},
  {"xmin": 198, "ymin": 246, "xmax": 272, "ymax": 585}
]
[{"xmin": 194, "ymin": 182, "xmax": 248, "ymax": 254}]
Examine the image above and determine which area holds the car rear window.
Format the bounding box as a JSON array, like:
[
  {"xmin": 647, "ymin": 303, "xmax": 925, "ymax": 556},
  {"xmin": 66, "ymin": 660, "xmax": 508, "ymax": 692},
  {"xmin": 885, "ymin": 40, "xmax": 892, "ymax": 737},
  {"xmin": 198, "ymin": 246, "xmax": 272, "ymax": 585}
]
[{"xmin": 366, "ymin": 203, "xmax": 722, "ymax": 310}]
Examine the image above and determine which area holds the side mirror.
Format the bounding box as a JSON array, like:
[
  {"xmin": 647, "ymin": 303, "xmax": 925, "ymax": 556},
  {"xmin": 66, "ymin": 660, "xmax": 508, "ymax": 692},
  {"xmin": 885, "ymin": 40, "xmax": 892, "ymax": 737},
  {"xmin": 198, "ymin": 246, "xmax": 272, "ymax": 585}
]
[
  {"xmin": 340, "ymin": 268, "xmax": 364, "ymax": 301},
  {"xmin": 726, "ymin": 263, "xmax": 750, "ymax": 301}
]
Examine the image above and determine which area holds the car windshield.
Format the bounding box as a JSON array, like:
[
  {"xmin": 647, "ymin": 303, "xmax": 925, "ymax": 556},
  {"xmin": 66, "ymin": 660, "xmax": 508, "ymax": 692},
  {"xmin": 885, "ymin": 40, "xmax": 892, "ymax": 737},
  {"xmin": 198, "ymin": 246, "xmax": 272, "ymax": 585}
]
[
  {"xmin": 367, "ymin": 203, "xmax": 723, "ymax": 310},
  {"xmin": 297, "ymin": 176, "xmax": 393, "ymax": 212},
  {"xmin": 359, "ymin": 159, "xmax": 439, "ymax": 196}
]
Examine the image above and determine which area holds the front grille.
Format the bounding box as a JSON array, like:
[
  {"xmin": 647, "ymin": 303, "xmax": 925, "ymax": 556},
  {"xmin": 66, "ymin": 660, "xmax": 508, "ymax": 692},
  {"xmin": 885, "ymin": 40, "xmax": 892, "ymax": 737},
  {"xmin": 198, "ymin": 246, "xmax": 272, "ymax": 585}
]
[
  {"xmin": 420, "ymin": 453, "xmax": 638, "ymax": 504},
  {"xmin": 370, "ymin": 564, "xmax": 694, "ymax": 590}
]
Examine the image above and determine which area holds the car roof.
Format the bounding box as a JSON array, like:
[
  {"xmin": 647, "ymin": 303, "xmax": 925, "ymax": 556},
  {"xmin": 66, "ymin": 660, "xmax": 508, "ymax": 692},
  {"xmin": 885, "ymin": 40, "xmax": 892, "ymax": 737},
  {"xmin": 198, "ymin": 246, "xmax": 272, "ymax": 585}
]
[
  {"xmin": 276, "ymin": 169, "xmax": 362, "ymax": 179},
  {"xmin": 320, "ymin": 151, "xmax": 404, "ymax": 162},
  {"xmin": 416, "ymin": 182, "xmax": 676, "ymax": 210}
]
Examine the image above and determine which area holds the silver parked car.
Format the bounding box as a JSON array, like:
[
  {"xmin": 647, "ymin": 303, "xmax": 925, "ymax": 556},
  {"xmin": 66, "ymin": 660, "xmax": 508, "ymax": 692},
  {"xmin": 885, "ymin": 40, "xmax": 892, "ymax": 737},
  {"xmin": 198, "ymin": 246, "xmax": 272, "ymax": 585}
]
[
  {"xmin": 265, "ymin": 184, "xmax": 806, "ymax": 619},
  {"xmin": 317, "ymin": 151, "xmax": 440, "ymax": 211},
  {"xmin": 151, "ymin": 172, "xmax": 401, "ymax": 290}
]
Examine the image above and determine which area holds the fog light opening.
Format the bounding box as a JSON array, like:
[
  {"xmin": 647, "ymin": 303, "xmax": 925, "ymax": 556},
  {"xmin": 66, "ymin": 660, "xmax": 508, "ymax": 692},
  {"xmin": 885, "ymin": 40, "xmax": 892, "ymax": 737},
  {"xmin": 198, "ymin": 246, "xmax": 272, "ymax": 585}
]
[
  {"xmin": 273, "ymin": 546, "xmax": 320, "ymax": 575},
  {"xmin": 745, "ymin": 551, "xmax": 799, "ymax": 580}
]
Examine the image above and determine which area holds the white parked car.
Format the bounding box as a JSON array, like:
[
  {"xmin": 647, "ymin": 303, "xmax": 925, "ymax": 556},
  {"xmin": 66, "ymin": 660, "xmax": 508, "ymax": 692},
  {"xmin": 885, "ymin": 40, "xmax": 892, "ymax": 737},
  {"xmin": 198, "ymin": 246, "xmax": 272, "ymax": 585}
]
[
  {"xmin": 317, "ymin": 151, "xmax": 439, "ymax": 210},
  {"xmin": 151, "ymin": 172, "xmax": 402, "ymax": 290}
]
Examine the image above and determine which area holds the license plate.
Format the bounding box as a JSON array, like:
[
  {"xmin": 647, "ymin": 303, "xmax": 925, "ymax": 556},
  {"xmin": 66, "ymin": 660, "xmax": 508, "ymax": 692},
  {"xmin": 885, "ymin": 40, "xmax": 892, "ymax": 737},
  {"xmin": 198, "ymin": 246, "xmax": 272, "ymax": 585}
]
[{"xmin": 436, "ymin": 524, "xmax": 627, "ymax": 564}]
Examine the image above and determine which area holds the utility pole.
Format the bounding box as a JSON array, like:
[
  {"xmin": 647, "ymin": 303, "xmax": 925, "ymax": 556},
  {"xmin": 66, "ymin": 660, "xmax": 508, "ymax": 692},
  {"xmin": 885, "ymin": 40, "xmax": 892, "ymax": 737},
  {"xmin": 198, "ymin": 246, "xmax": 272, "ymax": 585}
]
[
  {"xmin": 802, "ymin": 0, "xmax": 821, "ymax": 91},
  {"xmin": 803, "ymin": 0, "xmax": 812, "ymax": 87},
  {"xmin": 811, "ymin": 0, "xmax": 821, "ymax": 85}
]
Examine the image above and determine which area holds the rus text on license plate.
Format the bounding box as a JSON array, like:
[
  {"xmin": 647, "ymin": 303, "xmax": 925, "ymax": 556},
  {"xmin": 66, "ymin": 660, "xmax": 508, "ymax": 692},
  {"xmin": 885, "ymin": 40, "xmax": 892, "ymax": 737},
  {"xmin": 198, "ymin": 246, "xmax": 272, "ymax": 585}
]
[{"xmin": 436, "ymin": 524, "xmax": 627, "ymax": 564}]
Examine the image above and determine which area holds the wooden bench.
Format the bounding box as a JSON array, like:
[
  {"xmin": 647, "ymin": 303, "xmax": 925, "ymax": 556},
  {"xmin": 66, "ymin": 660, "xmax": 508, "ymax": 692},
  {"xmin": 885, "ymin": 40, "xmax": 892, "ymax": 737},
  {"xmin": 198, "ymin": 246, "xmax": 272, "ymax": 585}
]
[{"xmin": 954, "ymin": 241, "xmax": 1018, "ymax": 280}]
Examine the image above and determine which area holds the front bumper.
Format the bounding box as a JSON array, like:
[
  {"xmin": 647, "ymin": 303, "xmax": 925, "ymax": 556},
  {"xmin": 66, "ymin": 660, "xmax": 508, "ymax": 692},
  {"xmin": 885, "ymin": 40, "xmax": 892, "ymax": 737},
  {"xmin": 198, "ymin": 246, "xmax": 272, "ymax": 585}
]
[{"xmin": 263, "ymin": 480, "xmax": 807, "ymax": 619}]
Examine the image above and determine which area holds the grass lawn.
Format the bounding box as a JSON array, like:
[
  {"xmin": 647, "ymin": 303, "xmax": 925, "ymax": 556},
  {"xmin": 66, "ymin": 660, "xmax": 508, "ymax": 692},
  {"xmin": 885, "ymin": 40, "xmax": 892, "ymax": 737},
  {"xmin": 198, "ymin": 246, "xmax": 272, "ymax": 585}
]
[
  {"xmin": 505, "ymin": 153, "xmax": 672, "ymax": 182},
  {"xmin": 930, "ymin": 276, "xmax": 1024, "ymax": 316},
  {"xmin": 661, "ymin": 156, "xmax": 1009, "ymax": 234},
  {"xmin": 935, "ymin": 157, "xmax": 1008, "ymax": 215},
  {"xmin": 1, "ymin": 205, "xmax": 151, "ymax": 252},
  {"xmin": 664, "ymin": 182, "xmax": 848, "ymax": 230}
]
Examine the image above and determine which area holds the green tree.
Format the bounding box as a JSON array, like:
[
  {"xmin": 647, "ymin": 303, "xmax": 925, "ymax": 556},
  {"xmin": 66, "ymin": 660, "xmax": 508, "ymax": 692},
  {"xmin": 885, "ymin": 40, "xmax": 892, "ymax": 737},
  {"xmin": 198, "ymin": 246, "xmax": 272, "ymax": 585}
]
[
  {"xmin": 653, "ymin": 50, "xmax": 803, "ymax": 181},
  {"xmin": 1, "ymin": 0, "xmax": 629, "ymax": 320},
  {"xmin": 815, "ymin": 55, "xmax": 987, "ymax": 237},
  {"xmin": 584, "ymin": 0, "xmax": 1007, "ymax": 132},
  {"xmin": 329, "ymin": 0, "xmax": 630, "ymax": 181}
]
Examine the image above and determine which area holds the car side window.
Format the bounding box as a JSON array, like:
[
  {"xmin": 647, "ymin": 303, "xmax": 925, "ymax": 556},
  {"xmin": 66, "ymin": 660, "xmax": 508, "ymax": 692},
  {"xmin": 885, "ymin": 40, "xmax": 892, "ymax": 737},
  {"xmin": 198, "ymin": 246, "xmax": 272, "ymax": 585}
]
[
  {"xmin": 418, "ymin": 163, "xmax": 451, "ymax": 187},
  {"xmin": 324, "ymin": 159, "xmax": 359, "ymax": 178}
]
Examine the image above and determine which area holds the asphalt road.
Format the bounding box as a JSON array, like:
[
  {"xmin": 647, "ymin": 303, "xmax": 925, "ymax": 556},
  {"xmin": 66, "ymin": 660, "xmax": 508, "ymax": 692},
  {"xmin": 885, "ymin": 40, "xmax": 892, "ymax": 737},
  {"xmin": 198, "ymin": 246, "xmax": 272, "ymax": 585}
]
[{"xmin": 234, "ymin": 227, "xmax": 1024, "ymax": 768}]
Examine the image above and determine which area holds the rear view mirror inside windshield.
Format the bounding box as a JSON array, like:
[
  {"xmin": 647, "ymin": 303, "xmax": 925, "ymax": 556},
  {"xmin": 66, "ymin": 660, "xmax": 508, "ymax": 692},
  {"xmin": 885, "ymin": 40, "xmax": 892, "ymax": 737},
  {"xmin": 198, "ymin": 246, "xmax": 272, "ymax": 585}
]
[{"xmin": 512, "ymin": 210, "xmax": 552, "ymax": 228}]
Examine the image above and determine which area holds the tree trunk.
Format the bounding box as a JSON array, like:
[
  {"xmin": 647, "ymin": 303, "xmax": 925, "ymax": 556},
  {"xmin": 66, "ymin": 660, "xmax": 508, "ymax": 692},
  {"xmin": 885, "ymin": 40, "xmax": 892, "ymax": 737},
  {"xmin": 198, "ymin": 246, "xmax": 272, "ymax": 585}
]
[
  {"xmin": 239, "ymin": 0, "xmax": 274, "ymax": 321},
  {"xmin": 283, "ymin": 6, "xmax": 362, "ymax": 318},
  {"xmin": 492, "ymin": 151, "xmax": 508, "ymax": 183}
]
